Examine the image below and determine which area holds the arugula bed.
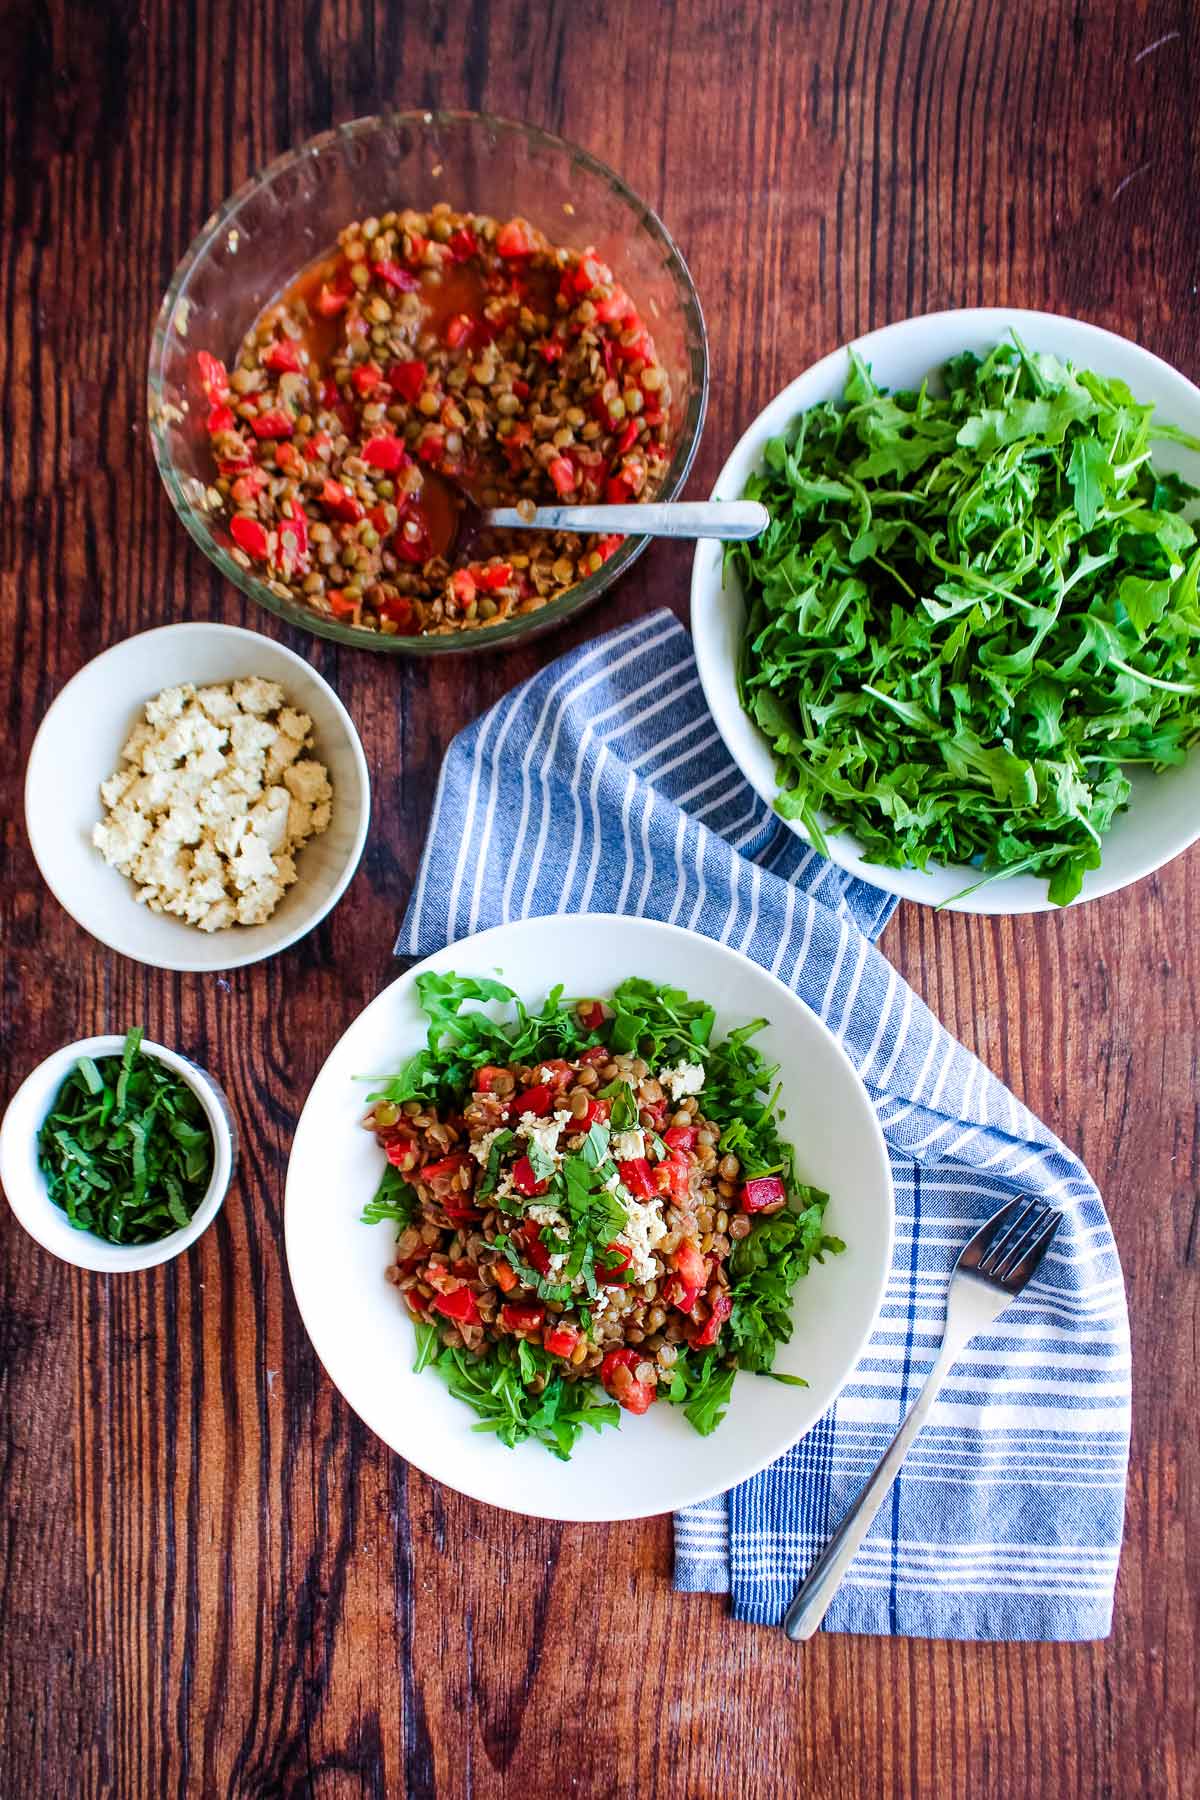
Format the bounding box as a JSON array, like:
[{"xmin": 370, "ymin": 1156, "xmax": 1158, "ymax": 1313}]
[
  {"xmin": 731, "ymin": 335, "xmax": 1200, "ymax": 904},
  {"xmin": 359, "ymin": 975, "xmax": 843, "ymax": 1460}
]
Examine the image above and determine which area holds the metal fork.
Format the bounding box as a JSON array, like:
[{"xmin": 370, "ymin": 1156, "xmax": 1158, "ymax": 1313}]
[{"xmin": 782, "ymin": 1193, "xmax": 1063, "ymax": 1642}]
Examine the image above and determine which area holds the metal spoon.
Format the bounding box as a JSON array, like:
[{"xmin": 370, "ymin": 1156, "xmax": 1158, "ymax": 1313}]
[{"xmin": 479, "ymin": 499, "xmax": 768, "ymax": 540}]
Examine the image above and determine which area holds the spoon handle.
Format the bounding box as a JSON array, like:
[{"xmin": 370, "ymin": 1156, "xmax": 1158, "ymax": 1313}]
[{"xmin": 479, "ymin": 500, "xmax": 769, "ymax": 540}]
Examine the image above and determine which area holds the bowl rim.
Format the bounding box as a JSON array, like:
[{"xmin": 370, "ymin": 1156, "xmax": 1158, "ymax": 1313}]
[
  {"xmin": 147, "ymin": 107, "xmax": 710, "ymax": 656},
  {"xmin": 283, "ymin": 910, "xmax": 896, "ymax": 1520},
  {"xmin": 0, "ymin": 1035, "xmax": 237, "ymax": 1272},
  {"xmin": 24, "ymin": 619, "xmax": 372, "ymax": 972},
  {"xmin": 691, "ymin": 304, "xmax": 1200, "ymax": 915}
]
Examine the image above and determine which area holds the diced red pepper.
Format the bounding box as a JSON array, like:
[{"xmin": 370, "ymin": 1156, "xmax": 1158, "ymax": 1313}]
[
  {"xmin": 230, "ymin": 514, "xmax": 270, "ymax": 561},
  {"xmin": 230, "ymin": 469, "xmax": 269, "ymax": 506},
  {"xmin": 511, "ymin": 1156, "xmax": 549, "ymax": 1200},
  {"xmin": 575, "ymin": 1096, "xmax": 611, "ymax": 1131},
  {"xmin": 350, "ymin": 361, "xmax": 384, "ymax": 396},
  {"xmin": 327, "ymin": 590, "xmax": 358, "ymax": 619},
  {"xmin": 406, "ymin": 231, "xmax": 430, "ymax": 264},
  {"xmin": 277, "ymin": 499, "xmax": 309, "ymax": 575},
  {"xmin": 615, "ymin": 419, "xmax": 640, "ymax": 454},
  {"xmin": 250, "ymin": 409, "xmax": 295, "ymax": 440},
  {"xmin": 263, "ymin": 339, "xmax": 304, "ymax": 373},
  {"xmin": 196, "ymin": 351, "xmax": 229, "ymax": 401},
  {"xmin": 671, "ymin": 1239, "xmax": 708, "ymax": 1291},
  {"xmin": 393, "ymin": 501, "xmax": 433, "ymax": 564},
  {"xmin": 594, "ymin": 533, "xmax": 624, "ymax": 562},
  {"xmin": 383, "ymin": 1133, "xmax": 416, "ymax": 1167},
  {"xmin": 274, "ymin": 442, "xmax": 302, "ymax": 472},
  {"xmin": 319, "ymin": 377, "xmax": 340, "ymax": 409},
  {"xmin": 421, "ymin": 1151, "xmax": 473, "ymax": 1187},
  {"xmin": 441, "ymin": 1192, "xmax": 483, "ymax": 1224},
  {"xmin": 520, "ymin": 1217, "xmax": 553, "ymax": 1272},
  {"xmin": 373, "ymin": 258, "xmax": 420, "ymax": 292},
  {"xmin": 320, "ymin": 478, "xmax": 365, "ymax": 523},
  {"xmin": 512, "ymin": 378, "xmax": 530, "ymax": 400},
  {"xmin": 663, "ymin": 1125, "xmax": 698, "ymax": 1153},
  {"xmin": 315, "ymin": 282, "xmax": 352, "ymax": 317},
  {"xmin": 578, "ymin": 1000, "xmax": 606, "ymax": 1031},
  {"xmin": 450, "ymin": 569, "xmax": 477, "ymax": 607},
  {"xmin": 388, "ymin": 358, "xmax": 428, "ymax": 404},
  {"xmin": 206, "ymin": 403, "xmax": 236, "ymax": 434},
  {"xmin": 543, "ymin": 1323, "xmax": 581, "ymax": 1358},
  {"xmin": 514, "ymin": 1083, "xmax": 554, "ymax": 1118},
  {"xmin": 548, "ymin": 455, "xmax": 577, "ymax": 497},
  {"xmin": 493, "ymin": 1260, "xmax": 520, "ymax": 1294},
  {"xmin": 662, "ymin": 1271, "xmax": 701, "ymax": 1315},
  {"xmin": 600, "ymin": 337, "xmax": 617, "ymax": 379},
  {"xmin": 617, "ymin": 1157, "xmax": 657, "ymax": 1199},
  {"xmin": 476, "ymin": 562, "xmax": 511, "ymax": 591},
  {"xmin": 536, "ymin": 337, "xmax": 565, "ymax": 363},
  {"xmin": 654, "ymin": 1151, "xmax": 691, "ymax": 1203},
  {"xmin": 444, "ymin": 313, "xmax": 474, "ymax": 349},
  {"xmin": 689, "ymin": 1292, "xmax": 733, "ymax": 1348},
  {"xmin": 431, "ymin": 1286, "xmax": 481, "ymax": 1326},
  {"xmin": 362, "ymin": 434, "xmax": 410, "ymax": 471},
  {"xmin": 496, "ymin": 219, "xmax": 534, "ymax": 258},
  {"xmin": 596, "ymin": 1241, "xmax": 633, "ymax": 1286},
  {"xmin": 500, "ymin": 1301, "xmax": 545, "ymax": 1335},
  {"xmin": 378, "ymin": 594, "xmax": 415, "ymax": 629},
  {"xmin": 308, "ymin": 430, "xmax": 334, "ymax": 460},
  {"xmin": 600, "ymin": 1348, "xmax": 656, "ymax": 1415},
  {"xmin": 643, "ymin": 405, "xmax": 664, "ymax": 426},
  {"xmin": 404, "ymin": 1289, "xmax": 429, "ymax": 1316},
  {"xmin": 446, "ymin": 226, "xmax": 478, "ymax": 262},
  {"xmin": 216, "ymin": 446, "xmax": 254, "ymax": 476},
  {"xmin": 417, "ymin": 428, "xmax": 446, "ymax": 465},
  {"xmin": 741, "ymin": 1176, "xmax": 788, "ymax": 1213},
  {"xmin": 605, "ymin": 474, "xmax": 635, "ymax": 505},
  {"xmin": 595, "ymin": 287, "xmax": 635, "ymax": 325}
]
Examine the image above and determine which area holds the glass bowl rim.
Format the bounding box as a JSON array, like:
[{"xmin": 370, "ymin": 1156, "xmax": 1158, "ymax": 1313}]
[{"xmin": 147, "ymin": 107, "xmax": 710, "ymax": 655}]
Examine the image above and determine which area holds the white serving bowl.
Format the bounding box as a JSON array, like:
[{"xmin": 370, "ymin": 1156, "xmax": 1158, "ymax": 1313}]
[
  {"xmin": 25, "ymin": 621, "xmax": 370, "ymax": 970},
  {"xmin": 0, "ymin": 1036, "xmax": 237, "ymax": 1272},
  {"xmin": 284, "ymin": 913, "xmax": 894, "ymax": 1521},
  {"xmin": 691, "ymin": 308, "xmax": 1200, "ymax": 913}
]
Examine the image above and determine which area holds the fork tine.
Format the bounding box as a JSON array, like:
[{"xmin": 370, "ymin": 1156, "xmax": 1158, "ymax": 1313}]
[
  {"xmin": 978, "ymin": 1195, "xmax": 1044, "ymax": 1274},
  {"xmin": 1002, "ymin": 1212, "xmax": 1063, "ymax": 1290},
  {"xmin": 962, "ymin": 1195, "xmax": 1027, "ymax": 1260},
  {"xmin": 986, "ymin": 1199, "xmax": 1053, "ymax": 1280}
]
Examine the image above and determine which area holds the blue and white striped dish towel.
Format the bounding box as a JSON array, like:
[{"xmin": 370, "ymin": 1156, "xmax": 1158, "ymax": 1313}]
[{"xmin": 397, "ymin": 608, "xmax": 1130, "ymax": 1638}]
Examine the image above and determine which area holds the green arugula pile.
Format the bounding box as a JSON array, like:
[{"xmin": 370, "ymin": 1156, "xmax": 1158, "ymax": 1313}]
[
  {"xmin": 37, "ymin": 1027, "xmax": 215, "ymax": 1244},
  {"xmin": 363, "ymin": 974, "xmax": 842, "ymax": 1459},
  {"xmin": 729, "ymin": 335, "xmax": 1200, "ymax": 904}
]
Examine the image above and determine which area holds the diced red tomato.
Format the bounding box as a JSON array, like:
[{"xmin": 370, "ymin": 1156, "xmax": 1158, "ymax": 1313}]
[
  {"xmin": 663, "ymin": 1125, "xmax": 698, "ymax": 1153},
  {"xmin": 475, "ymin": 562, "xmax": 512, "ymax": 591},
  {"xmin": 230, "ymin": 514, "xmax": 270, "ymax": 560},
  {"xmin": 314, "ymin": 281, "xmax": 352, "ymax": 318},
  {"xmin": 417, "ymin": 428, "xmax": 446, "ymax": 464},
  {"xmin": 520, "ymin": 1217, "xmax": 553, "ymax": 1271},
  {"xmin": 250, "ymin": 409, "xmax": 295, "ymax": 439},
  {"xmin": 605, "ymin": 473, "xmax": 635, "ymax": 504},
  {"xmin": 688, "ymin": 1292, "xmax": 733, "ymax": 1348},
  {"xmin": 276, "ymin": 499, "xmax": 309, "ymax": 575},
  {"xmin": 350, "ymin": 361, "xmax": 384, "ymax": 396},
  {"xmin": 544, "ymin": 1323, "xmax": 581, "ymax": 1358},
  {"xmin": 662, "ymin": 1271, "xmax": 701, "ymax": 1315},
  {"xmin": 373, "ymin": 258, "xmax": 420, "ymax": 292},
  {"xmin": 500, "ymin": 1301, "xmax": 544, "ymax": 1335},
  {"xmin": 514, "ymin": 1083, "xmax": 554, "ymax": 1117},
  {"xmin": 362, "ymin": 435, "xmax": 410, "ymax": 471},
  {"xmin": 431, "ymin": 1286, "xmax": 481, "ymax": 1326},
  {"xmin": 320, "ymin": 478, "xmax": 364, "ymax": 523},
  {"xmin": 421, "ymin": 1152, "xmax": 473, "ymax": 1186},
  {"xmin": 383, "ymin": 1133, "xmax": 416, "ymax": 1167},
  {"xmin": 473, "ymin": 1065, "xmax": 509, "ymax": 1093},
  {"xmin": 615, "ymin": 419, "xmax": 639, "ymax": 454},
  {"xmin": 496, "ymin": 219, "xmax": 534, "ymax": 258},
  {"xmin": 596, "ymin": 1241, "xmax": 633, "ymax": 1286},
  {"xmin": 600, "ymin": 1348, "xmax": 657, "ymax": 1414},
  {"xmin": 441, "ymin": 1193, "xmax": 483, "ymax": 1224},
  {"xmin": 263, "ymin": 339, "xmax": 304, "ymax": 373},
  {"xmin": 594, "ymin": 533, "xmax": 624, "ymax": 562},
  {"xmin": 406, "ymin": 231, "xmax": 430, "ymax": 264},
  {"xmin": 206, "ymin": 403, "xmax": 236, "ymax": 434},
  {"xmin": 196, "ymin": 351, "xmax": 229, "ymax": 401},
  {"xmin": 595, "ymin": 287, "xmax": 635, "ymax": 325},
  {"xmin": 493, "ymin": 1260, "xmax": 519, "ymax": 1294},
  {"xmin": 577, "ymin": 1000, "xmax": 606, "ymax": 1031},
  {"xmin": 327, "ymin": 590, "xmax": 358, "ymax": 619},
  {"xmin": 388, "ymin": 358, "xmax": 427, "ymax": 403},
  {"xmin": 617, "ymin": 1157, "xmax": 657, "ymax": 1198},
  {"xmin": 548, "ymin": 455, "xmax": 577, "ymax": 497},
  {"xmin": 672, "ymin": 1240, "xmax": 708, "ymax": 1292},
  {"xmin": 511, "ymin": 1156, "xmax": 549, "ymax": 1199},
  {"xmin": 444, "ymin": 313, "xmax": 474, "ymax": 349},
  {"xmin": 575, "ymin": 1096, "xmax": 611, "ymax": 1131},
  {"xmin": 446, "ymin": 226, "xmax": 477, "ymax": 262},
  {"xmin": 741, "ymin": 1176, "xmax": 787, "ymax": 1213},
  {"xmin": 404, "ymin": 1289, "xmax": 429, "ymax": 1316},
  {"xmin": 393, "ymin": 501, "xmax": 433, "ymax": 564},
  {"xmin": 579, "ymin": 1045, "xmax": 610, "ymax": 1068},
  {"xmin": 230, "ymin": 468, "xmax": 269, "ymax": 506},
  {"xmin": 654, "ymin": 1151, "xmax": 691, "ymax": 1203},
  {"xmin": 378, "ymin": 594, "xmax": 415, "ymax": 629}
]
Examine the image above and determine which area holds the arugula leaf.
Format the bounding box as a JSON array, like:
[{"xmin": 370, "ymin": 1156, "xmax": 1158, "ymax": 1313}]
[
  {"xmin": 360, "ymin": 1163, "xmax": 418, "ymax": 1228},
  {"xmin": 423, "ymin": 1337, "xmax": 621, "ymax": 1459},
  {"xmin": 663, "ymin": 1353, "xmax": 738, "ymax": 1435},
  {"xmin": 728, "ymin": 333, "xmax": 1200, "ymax": 904}
]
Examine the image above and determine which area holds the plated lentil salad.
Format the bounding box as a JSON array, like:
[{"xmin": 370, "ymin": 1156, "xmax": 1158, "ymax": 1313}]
[
  {"xmin": 360, "ymin": 974, "xmax": 843, "ymax": 1459},
  {"xmin": 198, "ymin": 204, "xmax": 674, "ymax": 638}
]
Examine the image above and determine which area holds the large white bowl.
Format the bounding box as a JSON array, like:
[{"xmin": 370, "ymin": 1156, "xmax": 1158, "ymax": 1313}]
[
  {"xmin": 0, "ymin": 1035, "xmax": 237, "ymax": 1272},
  {"xmin": 25, "ymin": 622, "xmax": 370, "ymax": 971},
  {"xmin": 284, "ymin": 913, "xmax": 894, "ymax": 1521},
  {"xmin": 691, "ymin": 308, "xmax": 1200, "ymax": 913}
]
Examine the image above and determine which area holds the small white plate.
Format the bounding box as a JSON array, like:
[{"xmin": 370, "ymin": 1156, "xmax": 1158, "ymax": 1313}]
[
  {"xmin": 0, "ymin": 1036, "xmax": 237, "ymax": 1272},
  {"xmin": 284, "ymin": 913, "xmax": 894, "ymax": 1521},
  {"xmin": 24, "ymin": 622, "xmax": 370, "ymax": 971},
  {"xmin": 691, "ymin": 308, "xmax": 1200, "ymax": 913}
]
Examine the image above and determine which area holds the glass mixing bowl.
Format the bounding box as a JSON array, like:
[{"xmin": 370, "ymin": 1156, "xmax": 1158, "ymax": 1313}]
[{"xmin": 148, "ymin": 111, "xmax": 709, "ymax": 655}]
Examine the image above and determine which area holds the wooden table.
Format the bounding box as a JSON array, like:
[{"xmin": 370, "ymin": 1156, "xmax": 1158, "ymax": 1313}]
[{"xmin": 3, "ymin": 2, "xmax": 1197, "ymax": 1794}]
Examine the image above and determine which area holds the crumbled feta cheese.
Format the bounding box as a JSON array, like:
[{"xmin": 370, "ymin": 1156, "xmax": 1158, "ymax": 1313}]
[
  {"xmin": 610, "ymin": 1128, "xmax": 645, "ymax": 1161},
  {"xmin": 470, "ymin": 1125, "xmax": 508, "ymax": 1167},
  {"xmin": 92, "ymin": 679, "xmax": 333, "ymax": 931},
  {"xmin": 516, "ymin": 1109, "xmax": 573, "ymax": 1163},
  {"xmin": 660, "ymin": 1060, "xmax": 706, "ymax": 1100},
  {"xmin": 616, "ymin": 1196, "xmax": 669, "ymax": 1282}
]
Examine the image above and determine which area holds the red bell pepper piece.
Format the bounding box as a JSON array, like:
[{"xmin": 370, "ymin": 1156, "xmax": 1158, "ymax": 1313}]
[
  {"xmin": 378, "ymin": 594, "xmax": 415, "ymax": 629},
  {"xmin": 473, "ymin": 1065, "xmax": 509, "ymax": 1093},
  {"xmin": 605, "ymin": 473, "xmax": 635, "ymax": 505},
  {"xmin": 421, "ymin": 1152, "xmax": 473, "ymax": 1186},
  {"xmin": 536, "ymin": 336, "xmax": 565, "ymax": 363},
  {"xmin": 662, "ymin": 1271, "xmax": 701, "ymax": 1315},
  {"xmin": 276, "ymin": 499, "xmax": 309, "ymax": 575},
  {"xmin": 373, "ymin": 258, "xmax": 420, "ymax": 291},
  {"xmin": 741, "ymin": 1176, "xmax": 787, "ymax": 1213},
  {"xmin": 575, "ymin": 1097, "xmax": 610, "ymax": 1131},
  {"xmin": 688, "ymin": 1292, "xmax": 733, "ymax": 1348},
  {"xmin": 511, "ymin": 1156, "xmax": 549, "ymax": 1199},
  {"xmin": 320, "ymin": 479, "xmax": 364, "ymax": 523},
  {"xmin": 362, "ymin": 435, "xmax": 410, "ymax": 471},
  {"xmin": 388, "ymin": 358, "xmax": 427, "ymax": 403},
  {"xmin": 654, "ymin": 1151, "xmax": 691, "ymax": 1202},
  {"xmin": 314, "ymin": 282, "xmax": 352, "ymax": 318},
  {"xmin": 263, "ymin": 339, "xmax": 304, "ymax": 373},
  {"xmin": 514, "ymin": 1083, "xmax": 554, "ymax": 1118},
  {"xmin": 662, "ymin": 1125, "xmax": 698, "ymax": 1153},
  {"xmin": 230, "ymin": 469, "xmax": 269, "ymax": 507},
  {"xmin": 493, "ymin": 1260, "xmax": 519, "ymax": 1294},
  {"xmin": 500, "ymin": 1301, "xmax": 545, "ymax": 1335},
  {"xmin": 596, "ymin": 1241, "xmax": 633, "ymax": 1286},
  {"xmin": 548, "ymin": 455, "xmax": 577, "ymax": 497},
  {"xmin": 196, "ymin": 351, "xmax": 229, "ymax": 401},
  {"xmin": 600, "ymin": 1348, "xmax": 656, "ymax": 1414},
  {"xmin": 446, "ymin": 226, "xmax": 478, "ymax": 262},
  {"xmin": 393, "ymin": 501, "xmax": 433, "ymax": 564},
  {"xmin": 615, "ymin": 419, "xmax": 639, "ymax": 454},
  {"xmin": 617, "ymin": 1157, "xmax": 657, "ymax": 1199},
  {"xmin": 350, "ymin": 361, "xmax": 384, "ymax": 396},
  {"xmin": 451, "ymin": 570, "xmax": 477, "ymax": 608},
  {"xmin": 520, "ymin": 1217, "xmax": 552, "ymax": 1272},
  {"xmin": 578, "ymin": 1000, "xmax": 606, "ymax": 1031},
  {"xmin": 250, "ymin": 409, "xmax": 295, "ymax": 439},
  {"xmin": 594, "ymin": 533, "xmax": 624, "ymax": 562},
  {"xmin": 327, "ymin": 590, "xmax": 358, "ymax": 619},
  {"xmin": 382, "ymin": 1133, "xmax": 416, "ymax": 1167},
  {"xmin": 476, "ymin": 562, "xmax": 512, "ymax": 591},
  {"xmin": 595, "ymin": 287, "xmax": 635, "ymax": 325},
  {"xmin": 417, "ymin": 428, "xmax": 445, "ymax": 464},
  {"xmin": 206, "ymin": 403, "xmax": 236, "ymax": 434},
  {"xmin": 230, "ymin": 515, "xmax": 270, "ymax": 561},
  {"xmin": 431, "ymin": 1286, "xmax": 481, "ymax": 1325},
  {"xmin": 404, "ymin": 1289, "xmax": 429, "ymax": 1316},
  {"xmin": 671, "ymin": 1239, "xmax": 708, "ymax": 1292},
  {"xmin": 543, "ymin": 1323, "xmax": 581, "ymax": 1358},
  {"xmin": 496, "ymin": 219, "xmax": 534, "ymax": 258},
  {"xmin": 444, "ymin": 313, "xmax": 474, "ymax": 349}
]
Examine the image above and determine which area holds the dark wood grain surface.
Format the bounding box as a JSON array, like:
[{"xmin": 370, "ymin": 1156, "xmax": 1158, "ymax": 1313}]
[{"xmin": 2, "ymin": 2, "xmax": 1198, "ymax": 1795}]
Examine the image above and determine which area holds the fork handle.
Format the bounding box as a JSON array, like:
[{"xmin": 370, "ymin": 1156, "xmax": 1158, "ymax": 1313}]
[{"xmin": 782, "ymin": 1332, "xmax": 966, "ymax": 1642}]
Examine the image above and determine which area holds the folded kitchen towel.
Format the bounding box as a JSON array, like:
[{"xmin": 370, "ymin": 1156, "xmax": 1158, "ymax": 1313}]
[{"xmin": 396, "ymin": 607, "xmax": 1131, "ymax": 1638}]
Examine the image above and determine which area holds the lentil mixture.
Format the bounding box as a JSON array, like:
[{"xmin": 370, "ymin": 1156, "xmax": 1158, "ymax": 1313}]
[
  {"xmin": 197, "ymin": 205, "xmax": 675, "ymax": 637},
  {"xmin": 360, "ymin": 974, "xmax": 842, "ymax": 1458}
]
